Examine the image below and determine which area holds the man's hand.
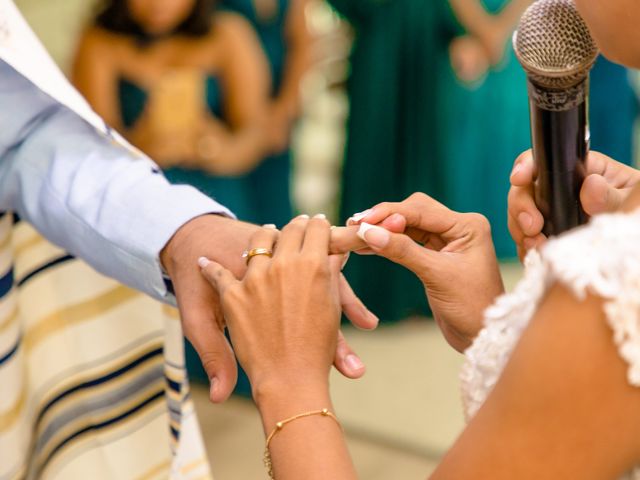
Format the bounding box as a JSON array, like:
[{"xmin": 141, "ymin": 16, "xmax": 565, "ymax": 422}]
[
  {"xmin": 508, "ymin": 150, "xmax": 640, "ymax": 260},
  {"xmin": 161, "ymin": 214, "xmax": 376, "ymax": 403}
]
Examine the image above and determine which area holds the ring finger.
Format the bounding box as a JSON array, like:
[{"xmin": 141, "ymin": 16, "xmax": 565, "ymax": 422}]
[{"xmin": 244, "ymin": 227, "xmax": 279, "ymax": 272}]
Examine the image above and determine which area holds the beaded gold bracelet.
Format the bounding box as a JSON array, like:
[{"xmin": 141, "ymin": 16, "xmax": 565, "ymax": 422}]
[{"xmin": 263, "ymin": 408, "xmax": 342, "ymax": 479}]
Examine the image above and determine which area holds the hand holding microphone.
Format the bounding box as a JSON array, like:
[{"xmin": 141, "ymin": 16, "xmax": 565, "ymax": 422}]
[
  {"xmin": 508, "ymin": 150, "xmax": 640, "ymax": 259},
  {"xmin": 513, "ymin": 0, "xmax": 599, "ymax": 237}
]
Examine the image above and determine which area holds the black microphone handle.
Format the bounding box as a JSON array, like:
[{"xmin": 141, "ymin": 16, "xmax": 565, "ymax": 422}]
[{"xmin": 528, "ymin": 78, "xmax": 589, "ymax": 237}]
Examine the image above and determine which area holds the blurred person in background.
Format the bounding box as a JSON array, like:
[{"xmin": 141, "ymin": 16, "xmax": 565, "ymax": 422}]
[
  {"xmin": 218, "ymin": 0, "xmax": 317, "ymax": 227},
  {"xmin": 72, "ymin": 0, "xmax": 279, "ymax": 394},
  {"xmin": 330, "ymin": 0, "xmax": 531, "ymax": 324},
  {"xmin": 72, "ymin": 0, "xmax": 272, "ymax": 222}
]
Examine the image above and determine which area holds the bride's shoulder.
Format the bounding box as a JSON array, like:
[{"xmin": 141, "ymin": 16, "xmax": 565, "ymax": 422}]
[{"xmin": 461, "ymin": 206, "xmax": 640, "ymax": 419}]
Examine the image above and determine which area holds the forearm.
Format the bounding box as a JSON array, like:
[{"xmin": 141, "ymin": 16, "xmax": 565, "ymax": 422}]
[
  {"xmin": 0, "ymin": 63, "xmax": 232, "ymax": 301},
  {"xmin": 255, "ymin": 380, "xmax": 357, "ymax": 480},
  {"xmin": 275, "ymin": 0, "xmax": 316, "ymax": 121},
  {"xmin": 274, "ymin": 42, "xmax": 314, "ymax": 122},
  {"xmin": 448, "ymin": 0, "xmax": 494, "ymax": 37}
]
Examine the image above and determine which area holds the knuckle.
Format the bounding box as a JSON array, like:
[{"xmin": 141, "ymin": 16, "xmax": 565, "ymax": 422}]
[
  {"xmin": 373, "ymin": 201, "xmax": 392, "ymax": 214},
  {"xmin": 242, "ymin": 273, "xmax": 261, "ymax": 293},
  {"xmin": 282, "ymin": 220, "xmax": 305, "ymax": 235},
  {"xmin": 270, "ymin": 258, "xmax": 288, "ymax": 276},
  {"xmin": 308, "ymin": 256, "xmax": 329, "ymax": 275},
  {"xmin": 514, "ymin": 149, "xmax": 533, "ymax": 166},
  {"xmin": 408, "ymin": 192, "xmax": 429, "ymax": 203},
  {"xmin": 465, "ymin": 213, "xmax": 492, "ymax": 236},
  {"xmin": 310, "ymin": 216, "xmax": 330, "ymax": 229}
]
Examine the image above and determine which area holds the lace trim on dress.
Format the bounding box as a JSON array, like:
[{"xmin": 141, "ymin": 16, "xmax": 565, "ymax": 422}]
[{"xmin": 459, "ymin": 210, "xmax": 640, "ymax": 479}]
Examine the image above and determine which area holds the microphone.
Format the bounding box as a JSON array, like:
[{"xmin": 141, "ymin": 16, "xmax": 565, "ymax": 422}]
[{"xmin": 513, "ymin": 0, "xmax": 599, "ymax": 236}]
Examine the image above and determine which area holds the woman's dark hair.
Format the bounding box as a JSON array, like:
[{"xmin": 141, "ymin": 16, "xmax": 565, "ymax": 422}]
[{"xmin": 95, "ymin": 0, "xmax": 214, "ymax": 39}]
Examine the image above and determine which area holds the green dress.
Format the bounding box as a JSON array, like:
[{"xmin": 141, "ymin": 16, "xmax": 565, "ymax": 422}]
[{"xmin": 437, "ymin": 0, "xmax": 530, "ymax": 259}]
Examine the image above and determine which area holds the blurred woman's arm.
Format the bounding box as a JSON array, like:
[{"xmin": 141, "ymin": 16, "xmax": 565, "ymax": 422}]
[
  {"xmin": 268, "ymin": 0, "xmax": 316, "ymax": 153},
  {"xmin": 195, "ymin": 12, "xmax": 271, "ymax": 175},
  {"xmin": 71, "ymin": 27, "xmax": 124, "ymax": 131},
  {"xmin": 448, "ymin": 0, "xmax": 532, "ymax": 64}
]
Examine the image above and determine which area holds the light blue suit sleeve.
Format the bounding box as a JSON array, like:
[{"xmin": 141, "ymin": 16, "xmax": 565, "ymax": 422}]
[{"xmin": 0, "ymin": 60, "xmax": 235, "ymax": 303}]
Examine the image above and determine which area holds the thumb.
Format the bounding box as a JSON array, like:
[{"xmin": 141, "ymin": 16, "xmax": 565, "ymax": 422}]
[
  {"xmin": 177, "ymin": 281, "xmax": 238, "ymax": 404},
  {"xmin": 581, "ymin": 174, "xmax": 626, "ymax": 215},
  {"xmin": 357, "ymin": 223, "xmax": 432, "ymax": 277}
]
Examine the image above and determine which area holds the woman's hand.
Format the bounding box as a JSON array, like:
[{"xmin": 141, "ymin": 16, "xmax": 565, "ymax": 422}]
[
  {"xmin": 449, "ymin": 35, "xmax": 491, "ymax": 84},
  {"xmin": 508, "ymin": 149, "xmax": 640, "ymax": 260},
  {"xmin": 199, "ymin": 215, "xmax": 344, "ymax": 399},
  {"xmin": 199, "ymin": 216, "xmax": 358, "ymax": 479},
  {"xmin": 332, "ymin": 193, "xmax": 504, "ymax": 352}
]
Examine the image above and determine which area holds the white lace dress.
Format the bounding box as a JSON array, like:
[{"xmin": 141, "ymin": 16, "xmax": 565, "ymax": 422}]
[{"xmin": 460, "ymin": 209, "xmax": 640, "ymax": 480}]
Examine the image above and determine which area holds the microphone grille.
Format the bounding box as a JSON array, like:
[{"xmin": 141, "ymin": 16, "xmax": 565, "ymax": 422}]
[{"xmin": 513, "ymin": 0, "xmax": 598, "ymax": 88}]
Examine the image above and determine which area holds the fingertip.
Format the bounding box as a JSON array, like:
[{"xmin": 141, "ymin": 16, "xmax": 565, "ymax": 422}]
[
  {"xmin": 344, "ymin": 354, "xmax": 366, "ymax": 378},
  {"xmin": 510, "ymin": 151, "xmax": 535, "ymax": 186},
  {"xmin": 348, "ymin": 209, "xmax": 373, "ymax": 225},
  {"xmin": 366, "ymin": 312, "xmax": 380, "ymax": 330},
  {"xmin": 208, "ymin": 377, "xmax": 231, "ymax": 403},
  {"xmin": 379, "ymin": 213, "xmax": 406, "ymax": 233},
  {"xmin": 198, "ymin": 256, "xmax": 211, "ymax": 268},
  {"xmin": 208, "ymin": 363, "xmax": 238, "ymax": 403}
]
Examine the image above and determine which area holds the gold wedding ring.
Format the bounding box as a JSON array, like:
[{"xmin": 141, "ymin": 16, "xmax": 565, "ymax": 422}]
[{"xmin": 242, "ymin": 247, "xmax": 273, "ymax": 265}]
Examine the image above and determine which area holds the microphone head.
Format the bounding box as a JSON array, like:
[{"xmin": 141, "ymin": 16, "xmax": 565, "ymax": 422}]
[{"xmin": 513, "ymin": 0, "xmax": 598, "ymax": 89}]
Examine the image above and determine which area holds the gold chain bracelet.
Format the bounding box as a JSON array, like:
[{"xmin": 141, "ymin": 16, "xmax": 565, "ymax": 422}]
[{"xmin": 263, "ymin": 408, "xmax": 342, "ymax": 479}]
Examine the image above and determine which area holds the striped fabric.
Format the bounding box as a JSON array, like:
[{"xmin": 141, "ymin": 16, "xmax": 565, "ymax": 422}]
[{"xmin": 0, "ymin": 213, "xmax": 213, "ymax": 480}]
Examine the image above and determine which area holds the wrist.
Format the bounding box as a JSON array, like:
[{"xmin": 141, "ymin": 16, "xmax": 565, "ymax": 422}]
[
  {"xmin": 160, "ymin": 214, "xmax": 251, "ymax": 280},
  {"xmin": 253, "ymin": 377, "xmax": 332, "ymax": 433}
]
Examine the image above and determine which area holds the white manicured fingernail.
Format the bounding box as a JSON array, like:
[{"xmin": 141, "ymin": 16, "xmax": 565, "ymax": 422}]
[
  {"xmin": 263, "ymin": 223, "xmax": 277, "ymax": 229},
  {"xmin": 314, "ymin": 213, "xmax": 327, "ymax": 220},
  {"xmin": 357, "ymin": 223, "xmax": 390, "ymax": 249},
  {"xmin": 198, "ymin": 257, "xmax": 211, "ymax": 268},
  {"xmin": 351, "ymin": 209, "xmax": 372, "ymax": 223},
  {"xmin": 356, "ymin": 223, "xmax": 375, "ymax": 242},
  {"xmin": 297, "ymin": 214, "xmax": 310, "ymax": 219}
]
